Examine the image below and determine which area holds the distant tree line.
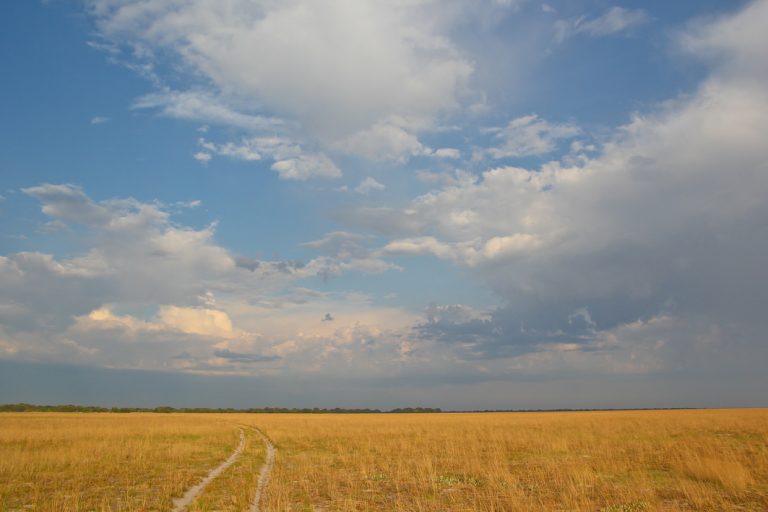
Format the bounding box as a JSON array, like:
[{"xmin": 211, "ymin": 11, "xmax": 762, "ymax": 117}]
[
  {"xmin": 0, "ymin": 403, "xmax": 699, "ymax": 414},
  {"xmin": 0, "ymin": 403, "xmax": 442, "ymax": 414}
]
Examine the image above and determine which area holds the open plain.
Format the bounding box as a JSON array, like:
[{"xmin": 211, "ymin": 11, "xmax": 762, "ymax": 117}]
[{"xmin": 1, "ymin": 409, "xmax": 767, "ymax": 511}]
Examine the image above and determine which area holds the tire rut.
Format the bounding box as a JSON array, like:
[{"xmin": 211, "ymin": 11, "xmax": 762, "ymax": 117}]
[
  {"xmin": 171, "ymin": 428, "xmax": 246, "ymax": 512},
  {"xmin": 248, "ymin": 426, "xmax": 276, "ymax": 512}
]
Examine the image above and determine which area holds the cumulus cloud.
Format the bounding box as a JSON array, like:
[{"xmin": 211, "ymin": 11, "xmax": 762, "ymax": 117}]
[
  {"xmin": 344, "ymin": 2, "xmax": 768, "ymax": 371},
  {"xmin": 355, "ymin": 177, "xmax": 385, "ymax": 195},
  {"xmin": 486, "ymin": 114, "xmax": 581, "ymax": 159},
  {"xmin": 555, "ymin": 7, "xmax": 649, "ymax": 43},
  {"xmin": 23, "ymin": 184, "xmax": 113, "ymax": 225},
  {"xmin": 679, "ymin": 0, "xmax": 768, "ymax": 82},
  {"xmin": 333, "ymin": 121, "xmax": 432, "ymax": 162},
  {"xmin": 431, "ymin": 147, "xmax": 461, "ymax": 159},
  {"xmin": 195, "ymin": 136, "xmax": 341, "ymax": 180},
  {"xmin": 0, "ymin": 185, "xmax": 411, "ymax": 375},
  {"xmin": 6, "ymin": 1, "xmax": 768, "ymax": 394},
  {"xmin": 271, "ymin": 153, "xmax": 342, "ymax": 181},
  {"xmin": 193, "ymin": 152, "xmax": 212, "ymax": 163},
  {"xmin": 302, "ymin": 231, "xmax": 397, "ymax": 278},
  {"xmin": 87, "ymin": 0, "xmax": 475, "ymax": 164}
]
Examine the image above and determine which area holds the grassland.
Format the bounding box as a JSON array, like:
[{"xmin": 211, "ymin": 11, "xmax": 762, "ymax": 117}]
[
  {"xmin": 1, "ymin": 409, "xmax": 766, "ymax": 511},
  {"xmin": 0, "ymin": 414, "xmax": 245, "ymax": 511}
]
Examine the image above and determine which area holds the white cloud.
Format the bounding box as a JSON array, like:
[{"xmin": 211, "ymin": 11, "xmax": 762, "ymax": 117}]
[
  {"xmin": 486, "ymin": 114, "xmax": 581, "ymax": 158},
  {"xmin": 1, "ymin": 185, "xmax": 411, "ymax": 374},
  {"xmin": 555, "ymin": 7, "xmax": 649, "ymax": 43},
  {"xmin": 195, "ymin": 136, "xmax": 341, "ymax": 180},
  {"xmin": 382, "ymin": 237, "xmax": 461, "ymax": 261},
  {"xmin": 133, "ymin": 90, "xmax": 283, "ymax": 132},
  {"xmin": 90, "ymin": 116, "xmax": 109, "ymax": 125},
  {"xmin": 492, "ymin": 0, "xmax": 527, "ymax": 8},
  {"xmin": 75, "ymin": 304, "xmax": 251, "ymax": 342},
  {"xmin": 680, "ymin": 0, "xmax": 768, "ymax": 82},
  {"xmin": 271, "ymin": 153, "xmax": 341, "ymax": 181},
  {"xmin": 344, "ymin": 1, "xmax": 768, "ymax": 370},
  {"xmin": 482, "ymin": 234, "xmax": 541, "ymax": 259},
  {"xmin": 9, "ymin": 0, "xmax": 768, "ymax": 388},
  {"xmin": 23, "ymin": 184, "xmax": 113, "ymax": 225},
  {"xmin": 193, "ymin": 152, "xmax": 211, "ymax": 163},
  {"xmin": 431, "ymin": 147, "xmax": 461, "ymax": 159},
  {"xmin": 380, "ymin": 232, "xmax": 541, "ymax": 266},
  {"xmin": 355, "ymin": 177, "xmax": 385, "ymax": 195},
  {"xmin": 89, "ymin": 0, "xmax": 474, "ymax": 144},
  {"xmin": 215, "ymin": 142, "xmax": 262, "ymax": 162},
  {"xmin": 334, "ymin": 121, "xmax": 431, "ymax": 162}
]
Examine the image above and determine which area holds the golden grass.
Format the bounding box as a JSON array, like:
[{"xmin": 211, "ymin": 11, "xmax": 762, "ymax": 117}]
[
  {"xmin": 188, "ymin": 427, "xmax": 266, "ymax": 512},
  {"xmin": 238, "ymin": 409, "xmax": 768, "ymax": 511},
  {"xmin": 1, "ymin": 409, "xmax": 767, "ymax": 511},
  {"xmin": 0, "ymin": 413, "xmax": 239, "ymax": 511}
]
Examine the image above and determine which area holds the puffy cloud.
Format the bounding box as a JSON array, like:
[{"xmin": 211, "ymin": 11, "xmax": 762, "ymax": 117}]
[
  {"xmin": 192, "ymin": 151, "xmax": 212, "ymax": 163},
  {"xmin": 271, "ymin": 153, "xmax": 341, "ymax": 180},
  {"xmin": 74, "ymin": 307, "xmax": 163, "ymax": 335},
  {"xmin": 1, "ymin": 185, "xmax": 410, "ymax": 374},
  {"xmin": 680, "ymin": 0, "xmax": 768, "ymax": 82},
  {"xmin": 195, "ymin": 136, "xmax": 341, "ymax": 180},
  {"xmin": 354, "ymin": 177, "xmax": 385, "ymax": 195},
  {"xmin": 157, "ymin": 306, "xmax": 235, "ymax": 338},
  {"xmin": 333, "ymin": 121, "xmax": 431, "ymax": 162},
  {"xmin": 23, "ymin": 184, "xmax": 112, "ymax": 225},
  {"xmin": 346, "ymin": 2, "xmax": 768, "ymax": 368},
  {"xmin": 486, "ymin": 114, "xmax": 581, "ymax": 159},
  {"xmin": 88, "ymin": 0, "xmax": 474, "ymax": 145},
  {"xmin": 431, "ymin": 147, "xmax": 461, "ymax": 159},
  {"xmin": 382, "ymin": 237, "xmax": 465, "ymax": 261},
  {"xmin": 302, "ymin": 232, "xmax": 398, "ymax": 279},
  {"xmin": 381, "ymin": 232, "xmax": 546, "ymax": 267},
  {"xmin": 482, "ymin": 234, "xmax": 542, "ymax": 259},
  {"xmin": 7, "ymin": 1, "xmax": 768, "ymax": 393}
]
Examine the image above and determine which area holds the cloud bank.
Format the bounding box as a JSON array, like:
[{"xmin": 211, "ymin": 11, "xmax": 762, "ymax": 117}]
[{"xmin": 2, "ymin": 1, "xmax": 768, "ymax": 406}]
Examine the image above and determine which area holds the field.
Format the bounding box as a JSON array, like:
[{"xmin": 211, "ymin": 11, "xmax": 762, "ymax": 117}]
[{"xmin": 1, "ymin": 409, "xmax": 767, "ymax": 511}]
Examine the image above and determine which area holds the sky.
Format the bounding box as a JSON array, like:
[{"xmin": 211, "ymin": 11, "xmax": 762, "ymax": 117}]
[{"xmin": 1, "ymin": 0, "xmax": 767, "ymax": 409}]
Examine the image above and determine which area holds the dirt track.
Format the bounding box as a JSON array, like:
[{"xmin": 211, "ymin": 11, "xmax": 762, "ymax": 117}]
[
  {"xmin": 171, "ymin": 425, "xmax": 276, "ymax": 512},
  {"xmin": 171, "ymin": 428, "xmax": 246, "ymax": 511},
  {"xmin": 249, "ymin": 426, "xmax": 276, "ymax": 512}
]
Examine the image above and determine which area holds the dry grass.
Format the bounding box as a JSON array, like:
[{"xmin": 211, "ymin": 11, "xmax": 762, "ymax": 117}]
[
  {"xmin": 1, "ymin": 409, "xmax": 767, "ymax": 511},
  {"xmin": 239, "ymin": 409, "xmax": 768, "ymax": 512},
  {"xmin": 189, "ymin": 426, "xmax": 266, "ymax": 511},
  {"xmin": 0, "ymin": 413, "xmax": 239, "ymax": 511}
]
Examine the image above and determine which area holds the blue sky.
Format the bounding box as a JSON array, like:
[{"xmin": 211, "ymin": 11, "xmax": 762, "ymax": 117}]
[{"xmin": 1, "ymin": 0, "xmax": 766, "ymax": 408}]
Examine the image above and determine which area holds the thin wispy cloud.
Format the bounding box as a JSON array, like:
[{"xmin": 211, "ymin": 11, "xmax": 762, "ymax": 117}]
[{"xmin": 555, "ymin": 6, "xmax": 649, "ymax": 43}]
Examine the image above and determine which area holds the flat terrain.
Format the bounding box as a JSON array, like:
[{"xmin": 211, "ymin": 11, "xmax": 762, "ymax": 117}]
[{"xmin": 1, "ymin": 409, "xmax": 767, "ymax": 511}]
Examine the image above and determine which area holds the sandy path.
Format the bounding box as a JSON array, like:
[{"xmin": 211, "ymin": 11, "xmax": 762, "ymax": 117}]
[
  {"xmin": 249, "ymin": 426, "xmax": 276, "ymax": 512},
  {"xmin": 171, "ymin": 428, "xmax": 246, "ymax": 512}
]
